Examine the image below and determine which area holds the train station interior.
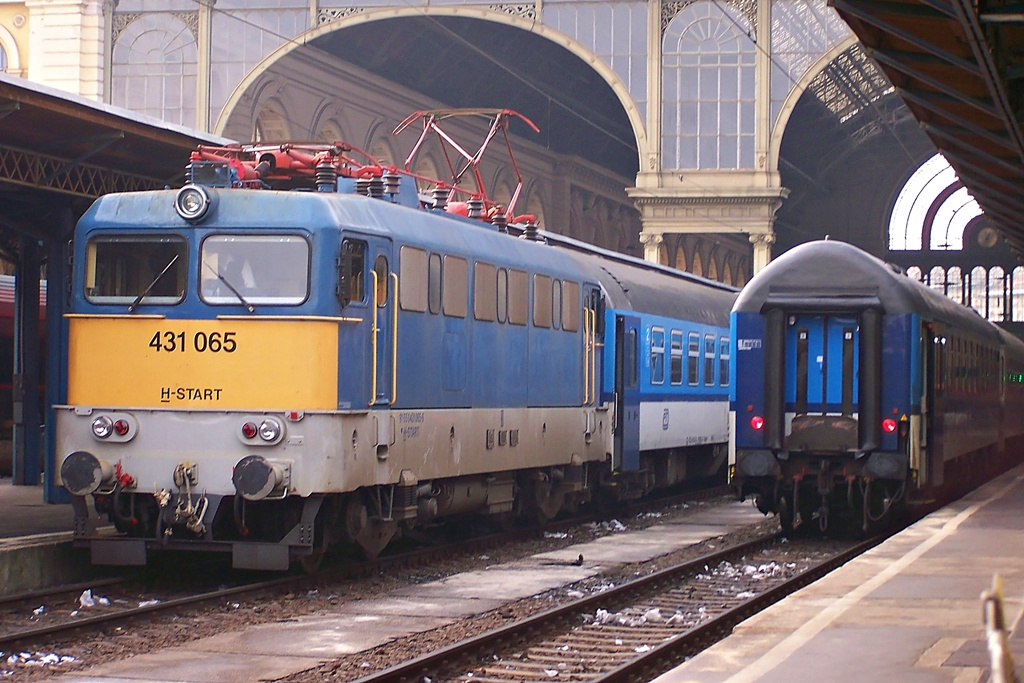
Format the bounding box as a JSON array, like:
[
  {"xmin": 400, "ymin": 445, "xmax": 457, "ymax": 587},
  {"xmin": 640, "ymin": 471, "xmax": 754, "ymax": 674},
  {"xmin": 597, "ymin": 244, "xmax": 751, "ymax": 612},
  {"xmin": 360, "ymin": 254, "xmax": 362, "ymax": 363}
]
[{"xmin": 0, "ymin": 1, "xmax": 1021, "ymax": 494}]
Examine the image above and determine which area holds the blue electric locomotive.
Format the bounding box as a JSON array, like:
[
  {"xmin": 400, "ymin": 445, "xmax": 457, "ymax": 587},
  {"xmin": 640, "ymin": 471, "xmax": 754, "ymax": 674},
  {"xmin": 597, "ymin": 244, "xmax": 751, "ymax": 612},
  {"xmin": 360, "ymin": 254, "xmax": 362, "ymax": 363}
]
[
  {"xmin": 731, "ymin": 240, "xmax": 1024, "ymax": 534},
  {"xmin": 56, "ymin": 124, "xmax": 736, "ymax": 570}
]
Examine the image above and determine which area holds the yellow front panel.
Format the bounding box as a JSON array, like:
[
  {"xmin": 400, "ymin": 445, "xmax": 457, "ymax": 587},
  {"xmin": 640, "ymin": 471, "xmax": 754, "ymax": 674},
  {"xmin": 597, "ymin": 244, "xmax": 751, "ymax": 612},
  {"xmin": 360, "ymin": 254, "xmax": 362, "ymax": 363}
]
[{"xmin": 67, "ymin": 316, "xmax": 340, "ymax": 410}]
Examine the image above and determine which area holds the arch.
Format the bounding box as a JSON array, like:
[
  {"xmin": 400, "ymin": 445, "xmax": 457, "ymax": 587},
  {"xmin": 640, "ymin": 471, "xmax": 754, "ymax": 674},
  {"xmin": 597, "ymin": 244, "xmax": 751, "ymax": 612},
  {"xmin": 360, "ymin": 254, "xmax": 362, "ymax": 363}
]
[
  {"xmin": 889, "ymin": 153, "xmax": 982, "ymax": 251},
  {"xmin": 1013, "ymin": 267, "xmax": 1024, "ymax": 322},
  {"xmin": 769, "ymin": 35, "xmax": 858, "ymax": 172},
  {"xmin": 906, "ymin": 265, "xmax": 923, "ymax": 282},
  {"xmin": 213, "ymin": 7, "xmax": 649, "ymax": 167},
  {"xmin": 946, "ymin": 266, "xmax": 964, "ymax": 305},
  {"xmin": 692, "ymin": 251, "xmax": 705, "ymax": 278},
  {"xmin": 970, "ymin": 266, "xmax": 988, "ymax": 315},
  {"xmin": 254, "ymin": 99, "xmax": 291, "ymax": 142},
  {"xmin": 988, "ymin": 266, "xmax": 1006, "ymax": 322},
  {"xmin": 0, "ymin": 23, "xmax": 19, "ymax": 73},
  {"xmin": 675, "ymin": 244, "xmax": 687, "ymax": 272},
  {"xmin": 525, "ymin": 188, "xmax": 546, "ymax": 229}
]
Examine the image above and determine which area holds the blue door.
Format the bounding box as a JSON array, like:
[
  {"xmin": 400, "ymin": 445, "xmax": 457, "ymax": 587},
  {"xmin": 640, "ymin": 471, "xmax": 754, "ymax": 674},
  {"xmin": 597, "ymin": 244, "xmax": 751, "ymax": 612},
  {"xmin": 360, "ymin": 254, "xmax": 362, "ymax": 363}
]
[
  {"xmin": 369, "ymin": 241, "xmax": 395, "ymax": 406},
  {"xmin": 615, "ymin": 315, "xmax": 641, "ymax": 470},
  {"xmin": 787, "ymin": 314, "xmax": 859, "ymax": 416}
]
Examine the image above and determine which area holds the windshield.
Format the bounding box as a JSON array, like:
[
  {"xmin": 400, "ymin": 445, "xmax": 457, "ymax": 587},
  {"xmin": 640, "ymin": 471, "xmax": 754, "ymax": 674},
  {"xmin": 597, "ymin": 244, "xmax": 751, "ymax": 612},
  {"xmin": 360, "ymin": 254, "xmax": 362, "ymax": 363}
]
[
  {"xmin": 200, "ymin": 235, "xmax": 309, "ymax": 306},
  {"xmin": 85, "ymin": 235, "xmax": 187, "ymax": 305}
]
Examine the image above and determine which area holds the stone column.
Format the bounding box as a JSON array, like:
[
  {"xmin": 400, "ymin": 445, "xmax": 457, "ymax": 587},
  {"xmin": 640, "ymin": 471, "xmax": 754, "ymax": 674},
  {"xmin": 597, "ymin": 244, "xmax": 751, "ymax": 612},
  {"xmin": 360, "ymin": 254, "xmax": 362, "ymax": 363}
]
[
  {"xmin": 750, "ymin": 232, "xmax": 776, "ymax": 273},
  {"xmin": 640, "ymin": 232, "xmax": 664, "ymax": 264},
  {"xmin": 25, "ymin": 0, "xmax": 104, "ymax": 99}
]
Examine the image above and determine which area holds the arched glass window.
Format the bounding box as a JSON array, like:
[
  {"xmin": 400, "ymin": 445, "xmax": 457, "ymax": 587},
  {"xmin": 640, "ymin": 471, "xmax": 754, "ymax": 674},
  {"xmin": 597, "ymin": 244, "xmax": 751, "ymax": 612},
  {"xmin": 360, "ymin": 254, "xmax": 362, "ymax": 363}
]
[
  {"xmin": 929, "ymin": 266, "xmax": 946, "ymax": 295},
  {"xmin": 722, "ymin": 261, "xmax": 734, "ymax": 286},
  {"xmin": 1013, "ymin": 267, "xmax": 1024, "ymax": 322},
  {"xmin": 692, "ymin": 251, "xmax": 704, "ymax": 277},
  {"xmin": 0, "ymin": 44, "xmax": 7, "ymax": 73},
  {"xmin": 906, "ymin": 266, "xmax": 923, "ymax": 282},
  {"xmin": 946, "ymin": 266, "xmax": 964, "ymax": 305},
  {"xmin": 970, "ymin": 266, "xmax": 988, "ymax": 317},
  {"xmin": 989, "ymin": 267, "xmax": 1005, "ymax": 322},
  {"xmin": 889, "ymin": 154, "xmax": 983, "ymax": 251},
  {"xmin": 662, "ymin": 2, "xmax": 756, "ymax": 170},
  {"xmin": 111, "ymin": 15, "xmax": 197, "ymax": 126}
]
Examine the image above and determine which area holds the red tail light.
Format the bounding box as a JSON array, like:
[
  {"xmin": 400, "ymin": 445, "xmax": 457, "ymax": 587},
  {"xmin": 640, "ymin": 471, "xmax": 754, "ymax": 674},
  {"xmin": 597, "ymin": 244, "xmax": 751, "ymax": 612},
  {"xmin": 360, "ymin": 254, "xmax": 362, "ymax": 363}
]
[
  {"xmin": 750, "ymin": 416, "xmax": 765, "ymax": 431},
  {"xmin": 241, "ymin": 422, "xmax": 258, "ymax": 439},
  {"xmin": 882, "ymin": 418, "xmax": 897, "ymax": 433},
  {"xmin": 113, "ymin": 419, "xmax": 130, "ymax": 436}
]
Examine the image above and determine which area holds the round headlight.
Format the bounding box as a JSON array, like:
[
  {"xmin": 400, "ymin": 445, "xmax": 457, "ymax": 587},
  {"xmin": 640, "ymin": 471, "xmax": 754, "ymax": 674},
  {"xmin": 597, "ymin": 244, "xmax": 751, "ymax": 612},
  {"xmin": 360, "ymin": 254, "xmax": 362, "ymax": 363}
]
[
  {"xmin": 91, "ymin": 416, "xmax": 113, "ymax": 439},
  {"xmin": 174, "ymin": 185, "xmax": 211, "ymax": 222},
  {"xmin": 258, "ymin": 418, "xmax": 282, "ymax": 442}
]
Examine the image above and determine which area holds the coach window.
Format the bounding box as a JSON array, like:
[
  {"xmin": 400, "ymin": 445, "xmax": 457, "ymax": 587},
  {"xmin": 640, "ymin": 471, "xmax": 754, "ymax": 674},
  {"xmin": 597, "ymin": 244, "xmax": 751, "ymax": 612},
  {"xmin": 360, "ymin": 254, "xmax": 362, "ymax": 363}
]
[
  {"xmin": 719, "ymin": 337, "xmax": 730, "ymax": 386},
  {"xmin": 670, "ymin": 331, "xmax": 683, "ymax": 384},
  {"xmin": 509, "ymin": 268, "xmax": 528, "ymax": 325},
  {"xmin": 474, "ymin": 262, "xmax": 497, "ymax": 321},
  {"xmin": 552, "ymin": 279, "xmax": 562, "ymax": 330},
  {"xmin": 399, "ymin": 246, "xmax": 427, "ymax": 312},
  {"xmin": 428, "ymin": 253, "xmax": 442, "ymax": 314},
  {"xmin": 687, "ymin": 332, "xmax": 700, "ymax": 385},
  {"xmin": 533, "ymin": 274, "xmax": 552, "ymax": 328},
  {"xmin": 86, "ymin": 235, "xmax": 187, "ymax": 305},
  {"xmin": 443, "ymin": 255, "xmax": 468, "ymax": 318},
  {"xmin": 562, "ymin": 280, "xmax": 580, "ymax": 332},
  {"xmin": 201, "ymin": 234, "xmax": 309, "ymax": 305},
  {"xmin": 374, "ymin": 256, "xmax": 388, "ymax": 307},
  {"xmin": 704, "ymin": 334, "xmax": 716, "ymax": 386},
  {"xmin": 338, "ymin": 239, "xmax": 365, "ymax": 307},
  {"xmin": 651, "ymin": 327, "xmax": 665, "ymax": 384},
  {"xmin": 497, "ymin": 268, "xmax": 508, "ymax": 323}
]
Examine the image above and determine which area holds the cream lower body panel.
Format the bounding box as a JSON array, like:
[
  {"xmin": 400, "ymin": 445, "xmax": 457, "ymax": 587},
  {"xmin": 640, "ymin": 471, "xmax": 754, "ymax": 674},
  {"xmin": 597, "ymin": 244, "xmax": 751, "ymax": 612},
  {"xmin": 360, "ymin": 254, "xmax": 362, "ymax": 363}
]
[
  {"xmin": 54, "ymin": 404, "xmax": 614, "ymax": 498},
  {"xmin": 638, "ymin": 400, "xmax": 728, "ymax": 452}
]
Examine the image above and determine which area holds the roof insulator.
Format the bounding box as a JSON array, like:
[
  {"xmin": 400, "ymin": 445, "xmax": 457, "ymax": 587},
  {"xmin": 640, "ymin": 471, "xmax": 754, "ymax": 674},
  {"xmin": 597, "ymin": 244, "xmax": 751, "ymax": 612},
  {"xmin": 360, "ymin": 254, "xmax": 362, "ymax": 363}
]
[
  {"xmin": 383, "ymin": 170, "xmax": 400, "ymax": 200},
  {"xmin": 432, "ymin": 187, "xmax": 448, "ymax": 211},
  {"xmin": 521, "ymin": 221, "xmax": 541, "ymax": 242},
  {"xmin": 315, "ymin": 161, "xmax": 337, "ymax": 193},
  {"xmin": 356, "ymin": 178, "xmax": 371, "ymax": 196},
  {"xmin": 467, "ymin": 196, "xmax": 484, "ymax": 219},
  {"xmin": 369, "ymin": 176, "xmax": 385, "ymax": 199},
  {"xmin": 491, "ymin": 213, "xmax": 508, "ymax": 234}
]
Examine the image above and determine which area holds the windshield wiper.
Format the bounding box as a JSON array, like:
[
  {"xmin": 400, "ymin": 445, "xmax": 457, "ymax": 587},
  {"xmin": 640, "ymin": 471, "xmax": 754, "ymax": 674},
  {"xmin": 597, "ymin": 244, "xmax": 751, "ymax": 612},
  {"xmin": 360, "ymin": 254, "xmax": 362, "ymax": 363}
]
[
  {"xmin": 203, "ymin": 261, "xmax": 255, "ymax": 313},
  {"xmin": 128, "ymin": 254, "xmax": 180, "ymax": 313}
]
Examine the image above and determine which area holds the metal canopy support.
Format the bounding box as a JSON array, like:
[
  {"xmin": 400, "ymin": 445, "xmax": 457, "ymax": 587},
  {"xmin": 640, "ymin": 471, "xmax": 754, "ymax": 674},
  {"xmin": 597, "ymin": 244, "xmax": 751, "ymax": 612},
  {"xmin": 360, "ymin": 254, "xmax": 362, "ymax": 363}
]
[
  {"xmin": 12, "ymin": 235, "xmax": 42, "ymax": 485},
  {"xmin": 44, "ymin": 210, "xmax": 71, "ymax": 503}
]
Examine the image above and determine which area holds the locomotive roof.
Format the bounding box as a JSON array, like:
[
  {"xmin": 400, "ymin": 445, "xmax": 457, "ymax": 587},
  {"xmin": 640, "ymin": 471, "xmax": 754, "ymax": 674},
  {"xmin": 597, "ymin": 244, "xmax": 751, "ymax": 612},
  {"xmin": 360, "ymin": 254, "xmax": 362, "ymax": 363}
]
[{"xmin": 734, "ymin": 240, "xmax": 1000, "ymax": 339}]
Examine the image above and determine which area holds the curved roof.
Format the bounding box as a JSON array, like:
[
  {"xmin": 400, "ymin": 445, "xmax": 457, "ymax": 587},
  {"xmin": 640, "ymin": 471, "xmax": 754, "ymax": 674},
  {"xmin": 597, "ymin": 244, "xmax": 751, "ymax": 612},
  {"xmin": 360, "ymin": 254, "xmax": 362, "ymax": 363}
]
[
  {"xmin": 734, "ymin": 240, "xmax": 1000, "ymax": 339},
  {"xmin": 834, "ymin": 0, "xmax": 1024, "ymax": 258}
]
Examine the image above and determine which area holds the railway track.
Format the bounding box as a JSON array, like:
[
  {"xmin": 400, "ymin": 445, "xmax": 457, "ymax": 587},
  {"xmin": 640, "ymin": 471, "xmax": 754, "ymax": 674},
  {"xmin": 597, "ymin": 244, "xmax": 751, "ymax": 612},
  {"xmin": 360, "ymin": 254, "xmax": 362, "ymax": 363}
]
[
  {"xmin": 0, "ymin": 485, "xmax": 734, "ymax": 656},
  {"xmin": 348, "ymin": 531, "xmax": 885, "ymax": 683}
]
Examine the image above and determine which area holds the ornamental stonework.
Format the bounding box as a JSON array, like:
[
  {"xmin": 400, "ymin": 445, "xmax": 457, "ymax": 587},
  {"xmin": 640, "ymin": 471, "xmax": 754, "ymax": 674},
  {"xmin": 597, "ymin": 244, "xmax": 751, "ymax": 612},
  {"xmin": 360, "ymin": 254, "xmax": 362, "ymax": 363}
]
[
  {"xmin": 661, "ymin": 0, "xmax": 757, "ymax": 36},
  {"xmin": 112, "ymin": 11, "xmax": 199, "ymax": 43},
  {"xmin": 488, "ymin": 4, "xmax": 537, "ymax": 20},
  {"xmin": 318, "ymin": 7, "xmax": 365, "ymax": 25}
]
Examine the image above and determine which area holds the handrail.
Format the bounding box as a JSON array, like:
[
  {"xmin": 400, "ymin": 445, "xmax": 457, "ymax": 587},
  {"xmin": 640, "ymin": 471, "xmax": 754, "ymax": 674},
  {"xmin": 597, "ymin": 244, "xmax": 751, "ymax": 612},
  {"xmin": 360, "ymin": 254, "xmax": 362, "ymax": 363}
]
[
  {"xmin": 369, "ymin": 270, "xmax": 379, "ymax": 406},
  {"xmin": 583, "ymin": 308, "xmax": 591, "ymax": 405},
  {"xmin": 390, "ymin": 272, "xmax": 398, "ymax": 406}
]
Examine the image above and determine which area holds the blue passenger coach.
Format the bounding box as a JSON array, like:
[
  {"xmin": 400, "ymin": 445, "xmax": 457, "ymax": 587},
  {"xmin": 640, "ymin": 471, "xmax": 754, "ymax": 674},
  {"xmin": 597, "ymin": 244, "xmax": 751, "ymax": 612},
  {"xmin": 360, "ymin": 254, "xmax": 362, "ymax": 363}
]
[
  {"xmin": 731, "ymin": 240, "xmax": 1024, "ymax": 534},
  {"xmin": 55, "ymin": 139, "xmax": 737, "ymax": 570}
]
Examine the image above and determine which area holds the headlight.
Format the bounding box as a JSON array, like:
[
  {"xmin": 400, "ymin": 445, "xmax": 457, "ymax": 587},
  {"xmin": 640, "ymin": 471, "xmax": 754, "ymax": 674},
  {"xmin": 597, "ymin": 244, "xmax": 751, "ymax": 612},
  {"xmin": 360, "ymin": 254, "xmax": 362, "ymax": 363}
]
[
  {"xmin": 91, "ymin": 416, "xmax": 113, "ymax": 439},
  {"xmin": 258, "ymin": 418, "xmax": 281, "ymax": 442},
  {"xmin": 174, "ymin": 184, "xmax": 212, "ymax": 222}
]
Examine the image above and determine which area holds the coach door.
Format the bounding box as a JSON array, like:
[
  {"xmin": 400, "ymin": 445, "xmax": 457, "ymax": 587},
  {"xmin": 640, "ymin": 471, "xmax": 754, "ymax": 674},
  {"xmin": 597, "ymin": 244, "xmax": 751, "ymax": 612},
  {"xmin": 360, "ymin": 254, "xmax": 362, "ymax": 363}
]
[
  {"xmin": 614, "ymin": 315, "xmax": 641, "ymax": 471},
  {"xmin": 369, "ymin": 241, "xmax": 396, "ymax": 406},
  {"xmin": 788, "ymin": 314, "xmax": 859, "ymax": 417}
]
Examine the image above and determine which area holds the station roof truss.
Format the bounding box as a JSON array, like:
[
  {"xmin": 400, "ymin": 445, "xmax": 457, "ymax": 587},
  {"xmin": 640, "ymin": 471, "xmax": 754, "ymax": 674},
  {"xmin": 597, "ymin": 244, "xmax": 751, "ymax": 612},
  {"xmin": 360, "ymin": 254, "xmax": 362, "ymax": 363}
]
[
  {"xmin": 833, "ymin": 0, "xmax": 1024, "ymax": 258},
  {"xmin": 0, "ymin": 73, "xmax": 231, "ymax": 238}
]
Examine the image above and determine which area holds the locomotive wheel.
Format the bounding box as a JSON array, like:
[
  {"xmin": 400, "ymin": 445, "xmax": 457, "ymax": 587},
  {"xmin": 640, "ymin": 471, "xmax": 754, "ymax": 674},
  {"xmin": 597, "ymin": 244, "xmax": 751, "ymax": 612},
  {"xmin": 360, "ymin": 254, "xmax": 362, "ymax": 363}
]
[
  {"xmin": 298, "ymin": 551, "xmax": 324, "ymax": 574},
  {"xmin": 344, "ymin": 495, "xmax": 398, "ymax": 560}
]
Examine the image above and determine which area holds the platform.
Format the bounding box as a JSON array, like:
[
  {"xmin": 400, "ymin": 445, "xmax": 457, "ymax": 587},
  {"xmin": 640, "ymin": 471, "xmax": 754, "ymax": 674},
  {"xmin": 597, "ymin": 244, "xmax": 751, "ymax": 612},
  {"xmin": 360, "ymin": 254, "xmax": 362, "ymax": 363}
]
[
  {"xmin": 0, "ymin": 477, "xmax": 99, "ymax": 596},
  {"xmin": 657, "ymin": 463, "xmax": 1024, "ymax": 682}
]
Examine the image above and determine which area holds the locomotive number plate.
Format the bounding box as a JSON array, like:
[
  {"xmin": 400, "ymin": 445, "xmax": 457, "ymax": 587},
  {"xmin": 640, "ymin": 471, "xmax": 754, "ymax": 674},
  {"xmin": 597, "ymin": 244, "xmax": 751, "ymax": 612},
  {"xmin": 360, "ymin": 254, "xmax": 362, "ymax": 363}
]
[{"xmin": 66, "ymin": 317, "xmax": 339, "ymax": 410}]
